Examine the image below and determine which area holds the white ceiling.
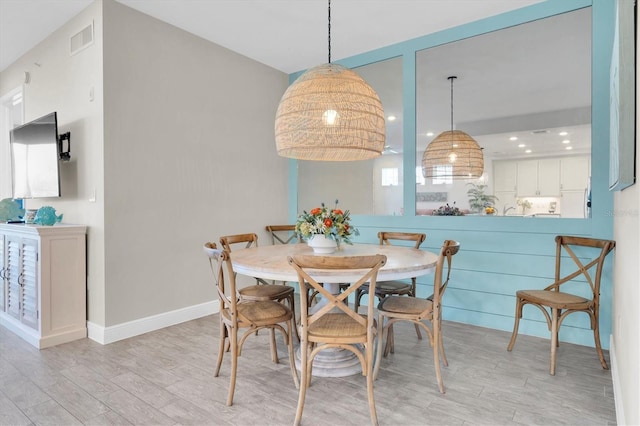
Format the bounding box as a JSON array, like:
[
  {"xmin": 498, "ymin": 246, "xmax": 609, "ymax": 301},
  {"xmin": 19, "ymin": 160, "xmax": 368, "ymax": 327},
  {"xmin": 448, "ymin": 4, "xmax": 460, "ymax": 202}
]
[
  {"xmin": 0, "ymin": 0, "xmax": 544, "ymax": 74},
  {"xmin": 1, "ymin": 0, "xmax": 591, "ymax": 159}
]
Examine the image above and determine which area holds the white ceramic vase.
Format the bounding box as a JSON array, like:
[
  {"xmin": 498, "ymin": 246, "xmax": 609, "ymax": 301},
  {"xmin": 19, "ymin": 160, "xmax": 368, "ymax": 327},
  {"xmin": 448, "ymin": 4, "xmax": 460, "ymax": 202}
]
[{"xmin": 307, "ymin": 234, "xmax": 337, "ymax": 254}]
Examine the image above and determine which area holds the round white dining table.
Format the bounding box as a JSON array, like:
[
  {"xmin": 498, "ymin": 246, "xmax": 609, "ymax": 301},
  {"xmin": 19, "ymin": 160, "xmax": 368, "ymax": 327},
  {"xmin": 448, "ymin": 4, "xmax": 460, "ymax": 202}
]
[
  {"xmin": 230, "ymin": 242, "xmax": 438, "ymax": 283},
  {"xmin": 230, "ymin": 242, "xmax": 438, "ymax": 377}
]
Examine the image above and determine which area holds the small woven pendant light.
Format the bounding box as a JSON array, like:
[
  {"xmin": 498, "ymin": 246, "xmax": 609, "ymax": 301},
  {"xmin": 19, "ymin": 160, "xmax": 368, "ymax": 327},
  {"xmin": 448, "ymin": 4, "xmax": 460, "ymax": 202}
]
[
  {"xmin": 275, "ymin": 0, "xmax": 385, "ymax": 161},
  {"xmin": 422, "ymin": 76, "xmax": 484, "ymax": 178}
]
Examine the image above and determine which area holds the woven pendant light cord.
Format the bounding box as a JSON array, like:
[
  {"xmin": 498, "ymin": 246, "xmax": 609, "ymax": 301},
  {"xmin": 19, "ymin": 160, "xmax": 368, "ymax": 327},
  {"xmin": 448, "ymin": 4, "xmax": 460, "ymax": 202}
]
[
  {"xmin": 449, "ymin": 76, "xmax": 455, "ymax": 132},
  {"xmin": 327, "ymin": 0, "xmax": 331, "ymax": 63}
]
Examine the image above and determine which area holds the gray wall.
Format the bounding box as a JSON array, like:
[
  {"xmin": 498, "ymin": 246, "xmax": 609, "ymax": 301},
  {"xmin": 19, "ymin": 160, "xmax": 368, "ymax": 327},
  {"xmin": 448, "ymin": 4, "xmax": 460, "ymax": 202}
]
[
  {"xmin": 102, "ymin": 0, "xmax": 290, "ymax": 326},
  {"xmin": 0, "ymin": 0, "xmax": 290, "ymax": 329},
  {"xmin": 0, "ymin": 1, "xmax": 107, "ymax": 324}
]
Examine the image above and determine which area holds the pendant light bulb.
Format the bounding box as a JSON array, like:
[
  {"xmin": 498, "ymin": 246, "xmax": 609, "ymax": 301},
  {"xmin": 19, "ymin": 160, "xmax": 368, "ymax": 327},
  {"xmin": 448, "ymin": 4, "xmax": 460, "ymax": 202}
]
[{"xmin": 322, "ymin": 109, "xmax": 340, "ymax": 126}]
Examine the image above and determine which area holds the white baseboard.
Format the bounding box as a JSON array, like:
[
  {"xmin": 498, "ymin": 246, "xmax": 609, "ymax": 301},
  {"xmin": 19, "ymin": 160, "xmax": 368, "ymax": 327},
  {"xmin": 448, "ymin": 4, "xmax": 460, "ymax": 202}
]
[
  {"xmin": 610, "ymin": 335, "xmax": 625, "ymax": 425},
  {"xmin": 87, "ymin": 300, "xmax": 219, "ymax": 345}
]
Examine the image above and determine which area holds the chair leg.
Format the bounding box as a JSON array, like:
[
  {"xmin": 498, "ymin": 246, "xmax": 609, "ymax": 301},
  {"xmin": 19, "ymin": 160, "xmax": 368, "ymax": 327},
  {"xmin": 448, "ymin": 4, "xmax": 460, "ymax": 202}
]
[
  {"xmin": 550, "ymin": 307, "xmax": 558, "ymax": 376},
  {"xmin": 286, "ymin": 321, "xmax": 300, "ymax": 389},
  {"xmin": 433, "ymin": 326, "xmax": 445, "ymax": 394},
  {"xmin": 592, "ymin": 311, "xmax": 609, "ymax": 370},
  {"xmin": 437, "ymin": 319, "xmax": 448, "ymax": 367},
  {"xmin": 214, "ymin": 322, "xmax": 226, "ymax": 377},
  {"xmin": 374, "ymin": 312, "xmax": 385, "ymax": 380},
  {"xmin": 414, "ymin": 323, "xmax": 423, "ymax": 340},
  {"xmin": 384, "ymin": 324, "xmax": 395, "ymax": 356},
  {"xmin": 365, "ymin": 343, "xmax": 379, "ymax": 425},
  {"xmin": 507, "ymin": 297, "xmax": 523, "ymax": 351},
  {"xmin": 294, "ymin": 338, "xmax": 309, "ymax": 426},
  {"xmin": 227, "ymin": 327, "xmax": 239, "ymax": 406},
  {"xmin": 354, "ymin": 288, "xmax": 364, "ymax": 313},
  {"xmin": 269, "ymin": 328, "xmax": 279, "ymax": 364}
]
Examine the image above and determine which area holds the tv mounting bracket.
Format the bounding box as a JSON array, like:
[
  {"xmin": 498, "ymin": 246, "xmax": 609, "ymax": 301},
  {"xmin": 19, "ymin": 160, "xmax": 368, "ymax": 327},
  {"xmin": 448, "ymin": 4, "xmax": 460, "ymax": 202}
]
[{"xmin": 58, "ymin": 132, "xmax": 71, "ymax": 161}]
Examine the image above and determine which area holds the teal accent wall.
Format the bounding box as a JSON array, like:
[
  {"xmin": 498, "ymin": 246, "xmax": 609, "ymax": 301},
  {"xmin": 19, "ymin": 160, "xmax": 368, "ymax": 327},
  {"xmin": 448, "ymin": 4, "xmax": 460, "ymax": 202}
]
[{"xmin": 287, "ymin": 0, "xmax": 616, "ymax": 349}]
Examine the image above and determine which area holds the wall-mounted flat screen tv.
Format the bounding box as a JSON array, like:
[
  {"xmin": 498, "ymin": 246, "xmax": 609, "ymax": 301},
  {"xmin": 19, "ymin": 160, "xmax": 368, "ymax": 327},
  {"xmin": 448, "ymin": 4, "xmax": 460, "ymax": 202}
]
[{"xmin": 10, "ymin": 112, "xmax": 61, "ymax": 199}]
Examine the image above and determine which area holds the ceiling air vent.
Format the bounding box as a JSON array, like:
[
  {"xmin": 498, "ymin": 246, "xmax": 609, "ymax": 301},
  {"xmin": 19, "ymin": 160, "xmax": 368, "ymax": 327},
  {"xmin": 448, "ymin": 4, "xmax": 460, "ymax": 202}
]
[{"xmin": 70, "ymin": 21, "xmax": 94, "ymax": 56}]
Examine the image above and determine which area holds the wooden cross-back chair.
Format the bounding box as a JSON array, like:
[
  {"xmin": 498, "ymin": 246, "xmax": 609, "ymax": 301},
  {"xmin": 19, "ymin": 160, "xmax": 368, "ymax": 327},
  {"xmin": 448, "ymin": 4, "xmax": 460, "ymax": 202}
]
[
  {"xmin": 265, "ymin": 224, "xmax": 348, "ymax": 306},
  {"xmin": 219, "ymin": 233, "xmax": 298, "ymax": 341},
  {"xmin": 373, "ymin": 240, "xmax": 460, "ymax": 394},
  {"xmin": 288, "ymin": 254, "xmax": 387, "ymax": 426},
  {"xmin": 265, "ymin": 225, "xmax": 301, "ymax": 245},
  {"xmin": 203, "ymin": 243, "xmax": 299, "ymax": 406},
  {"xmin": 507, "ymin": 235, "xmax": 616, "ymax": 375},
  {"xmin": 354, "ymin": 231, "xmax": 427, "ymax": 339}
]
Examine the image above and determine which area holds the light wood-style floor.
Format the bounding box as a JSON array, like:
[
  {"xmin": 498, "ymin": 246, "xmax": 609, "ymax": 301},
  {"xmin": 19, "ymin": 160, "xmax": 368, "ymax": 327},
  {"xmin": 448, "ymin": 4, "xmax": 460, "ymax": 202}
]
[{"xmin": 0, "ymin": 314, "xmax": 616, "ymax": 425}]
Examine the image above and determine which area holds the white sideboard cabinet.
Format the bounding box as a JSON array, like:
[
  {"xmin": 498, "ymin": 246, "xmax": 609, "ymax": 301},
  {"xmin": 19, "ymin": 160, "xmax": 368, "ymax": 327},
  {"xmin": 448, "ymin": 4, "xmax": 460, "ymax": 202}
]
[{"xmin": 0, "ymin": 223, "xmax": 87, "ymax": 348}]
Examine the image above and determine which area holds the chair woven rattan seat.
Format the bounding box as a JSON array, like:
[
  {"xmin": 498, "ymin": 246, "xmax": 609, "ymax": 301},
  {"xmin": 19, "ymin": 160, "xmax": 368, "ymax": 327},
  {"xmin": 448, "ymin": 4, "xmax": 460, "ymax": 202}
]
[
  {"xmin": 378, "ymin": 295, "xmax": 433, "ymax": 315},
  {"xmin": 307, "ymin": 313, "xmax": 368, "ymax": 339},
  {"xmin": 239, "ymin": 284, "xmax": 294, "ymax": 300},
  {"xmin": 234, "ymin": 300, "xmax": 292, "ymax": 323},
  {"xmin": 363, "ymin": 280, "xmax": 413, "ymax": 294},
  {"xmin": 516, "ymin": 290, "xmax": 589, "ymax": 308}
]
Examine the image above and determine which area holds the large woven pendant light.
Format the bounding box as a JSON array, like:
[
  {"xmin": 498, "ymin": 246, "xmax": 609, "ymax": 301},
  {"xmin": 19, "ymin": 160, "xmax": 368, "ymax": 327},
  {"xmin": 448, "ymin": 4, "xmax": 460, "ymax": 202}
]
[
  {"xmin": 422, "ymin": 76, "xmax": 484, "ymax": 178},
  {"xmin": 274, "ymin": 0, "xmax": 386, "ymax": 161}
]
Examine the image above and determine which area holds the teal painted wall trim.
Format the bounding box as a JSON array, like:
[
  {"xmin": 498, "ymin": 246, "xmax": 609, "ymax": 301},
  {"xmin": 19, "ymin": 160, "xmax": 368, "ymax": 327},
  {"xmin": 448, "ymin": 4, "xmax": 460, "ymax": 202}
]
[{"xmin": 286, "ymin": 0, "xmax": 617, "ymax": 350}]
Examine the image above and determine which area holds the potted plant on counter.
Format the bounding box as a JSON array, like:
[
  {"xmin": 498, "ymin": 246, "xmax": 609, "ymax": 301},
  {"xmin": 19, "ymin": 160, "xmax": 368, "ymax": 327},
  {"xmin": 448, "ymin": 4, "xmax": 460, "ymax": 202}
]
[{"xmin": 467, "ymin": 183, "xmax": 498, "ymax": 213}]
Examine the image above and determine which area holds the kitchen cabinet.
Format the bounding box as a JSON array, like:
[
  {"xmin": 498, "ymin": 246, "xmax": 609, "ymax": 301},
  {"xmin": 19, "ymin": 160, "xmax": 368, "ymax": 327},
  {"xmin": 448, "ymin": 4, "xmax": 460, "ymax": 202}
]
[
  {"xmin": 561, "ymin": 156, "xmax": 590, "ymax": 191},
  {"xmin": 517, "ymin": 158, "xmax": 560, "ymax": 196},
  {"xmin": 0, "ymin": 224, "xmax": 87, "ymax": 348},
  {"xmin": 493, "ymin": 161, "xmax": 517, "ymax": 192}
]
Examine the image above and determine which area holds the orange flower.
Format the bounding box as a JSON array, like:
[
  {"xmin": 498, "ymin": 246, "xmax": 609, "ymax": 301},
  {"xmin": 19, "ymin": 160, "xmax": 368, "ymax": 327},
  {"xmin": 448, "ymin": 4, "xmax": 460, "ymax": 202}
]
[
  {"xmin": 324, "ymin": 218, "xmax": 333, "ymax": 227},
  {"xmin": 333, "ymin": 209, "xmax": 343, "ymax": 215},
  {"xmin": 310, "ymin": 207, "xmax": 322, "ymax": 215}
]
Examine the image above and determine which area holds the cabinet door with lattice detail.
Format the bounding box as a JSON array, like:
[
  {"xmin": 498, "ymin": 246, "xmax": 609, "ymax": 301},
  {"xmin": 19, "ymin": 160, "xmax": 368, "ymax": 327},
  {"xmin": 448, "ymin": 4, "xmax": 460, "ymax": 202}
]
[
  {"xmin": 19, "ymin": 238, "xmax": 38, "ymax": 330},
  {"xmin": 5, "ymin": 235, "xmax": 22, "ymax": 321},
  {"xmin": 0, "ymin": 233, "xmax": 5, "ymax": 313}
]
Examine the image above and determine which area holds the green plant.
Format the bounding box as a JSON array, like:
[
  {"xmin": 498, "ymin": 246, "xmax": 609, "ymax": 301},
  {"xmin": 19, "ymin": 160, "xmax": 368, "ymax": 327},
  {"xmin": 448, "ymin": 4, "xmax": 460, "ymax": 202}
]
[{"xmin": 466, "ymin": 183, "xmax": 498, "ymax": 212}]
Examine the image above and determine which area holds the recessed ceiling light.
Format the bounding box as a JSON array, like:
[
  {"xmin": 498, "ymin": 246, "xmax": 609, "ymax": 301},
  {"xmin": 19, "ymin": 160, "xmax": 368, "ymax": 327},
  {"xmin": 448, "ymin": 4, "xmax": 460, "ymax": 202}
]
[
  {"xmin": 452, "ymin": 143, "xmax": 459, "ymax": 148},
  {"xmin": 388, "ymin": 115, "xmax": 396, "ymax": 121},
  {"xmin": 509, "ymin": 136, "xmax": 518, "ymax": 141},
  {"xmin": 525, "ymin": 149, "xmax": 532, "ymax": 153},
  {"xmin": 518, "ymin": 144, "xmax": 526, "ymax": 148},
  {"xmin": 566, "ymin": 146, "xmax": 573, "ymax": 150},
  {"xmin": 559, "ymin": 131, "xmax": 568, "ymax": 136},
  {"xmin": 426, "ymin": 132, "xmax": 434, "ymax": 137},
  {"xmin": 562, "ymin": 139, "xmax": 570, "ymax": 144}
]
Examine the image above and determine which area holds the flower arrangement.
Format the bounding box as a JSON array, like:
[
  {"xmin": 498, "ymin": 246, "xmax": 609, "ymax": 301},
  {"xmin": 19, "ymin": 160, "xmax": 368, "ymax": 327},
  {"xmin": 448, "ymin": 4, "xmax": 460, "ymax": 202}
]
[
  {"xmin": 517, "ymin": 198, "xmax": 532, "ymax": 215},
  {"xmin": 432, "ymin": 203, "xmax": 465, "ymax": 216},
  {"xmin": 295, "ymin": 200, "xmax": 358, "ymax": 245}
]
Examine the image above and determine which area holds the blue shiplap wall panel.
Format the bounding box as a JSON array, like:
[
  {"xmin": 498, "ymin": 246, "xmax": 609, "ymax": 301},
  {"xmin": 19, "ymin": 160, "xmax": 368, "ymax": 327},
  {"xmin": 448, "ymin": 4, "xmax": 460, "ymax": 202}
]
[{"xmin": 287, "ymin": 0, "xmax": 616, "ymax": 349}]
